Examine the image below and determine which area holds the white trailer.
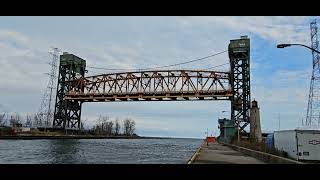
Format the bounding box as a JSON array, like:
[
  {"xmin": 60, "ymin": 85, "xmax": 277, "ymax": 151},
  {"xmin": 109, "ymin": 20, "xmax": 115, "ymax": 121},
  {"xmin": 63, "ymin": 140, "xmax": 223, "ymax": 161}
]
[{"xmin": 274, "ymin": 129, "xmax": 320, "ymax": 161}]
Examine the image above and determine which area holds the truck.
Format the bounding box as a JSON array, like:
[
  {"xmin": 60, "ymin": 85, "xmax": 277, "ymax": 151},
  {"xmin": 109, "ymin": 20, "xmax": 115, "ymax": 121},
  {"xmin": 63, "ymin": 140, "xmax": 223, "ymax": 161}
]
[{"xmin": 274, "ymin": 129, "xmax": 320, "ymax": 161}]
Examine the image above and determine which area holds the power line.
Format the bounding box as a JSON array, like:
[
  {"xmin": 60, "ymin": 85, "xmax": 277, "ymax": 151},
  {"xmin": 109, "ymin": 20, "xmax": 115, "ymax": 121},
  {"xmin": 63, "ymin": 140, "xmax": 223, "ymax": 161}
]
[
  {"xmin": 86, "ymin": 69, "xmax": 106, "ymax": 76},
  {"xmin": 86, "ymin": 50, "xmax": 227, "ymax": 71},
  {"xmin": 141, "ymin": 50, "xmax": 228, "ymax": 70},
  {"xmin": 86, "ymin": 62, "xmax": 230, "ymax": 76},
  {"xmin": 203, "ymin": 62, "xmax": 229, "ymax": 70},
  {"xmin": 86, "ymin": 66, "xmax": 134, "ymax": 71}
]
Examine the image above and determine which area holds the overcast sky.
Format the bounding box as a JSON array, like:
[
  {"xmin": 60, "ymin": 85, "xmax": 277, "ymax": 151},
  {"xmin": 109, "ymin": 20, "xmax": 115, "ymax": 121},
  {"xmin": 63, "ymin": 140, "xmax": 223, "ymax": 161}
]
[{"xmin": 0, "ymin": 16, "xmax": 318, "ymax": 138}]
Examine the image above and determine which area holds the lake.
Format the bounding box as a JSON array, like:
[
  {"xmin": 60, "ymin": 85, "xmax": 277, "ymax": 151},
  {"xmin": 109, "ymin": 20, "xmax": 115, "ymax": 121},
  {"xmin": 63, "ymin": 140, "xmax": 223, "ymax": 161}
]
[{"xmin": 0, "ymin": 138, "xmax": 202, "ymax": 164}]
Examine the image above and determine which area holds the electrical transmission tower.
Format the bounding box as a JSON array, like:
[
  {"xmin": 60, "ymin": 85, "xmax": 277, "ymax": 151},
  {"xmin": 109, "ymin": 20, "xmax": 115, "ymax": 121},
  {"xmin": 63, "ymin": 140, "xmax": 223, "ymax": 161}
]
[
  {"xmin": 36, "ymin": 47, "xmax": 61, "ymax": 128},
  {"xmin": 306, "ymin": 19, "xmax": 320, "ymax": 126}
]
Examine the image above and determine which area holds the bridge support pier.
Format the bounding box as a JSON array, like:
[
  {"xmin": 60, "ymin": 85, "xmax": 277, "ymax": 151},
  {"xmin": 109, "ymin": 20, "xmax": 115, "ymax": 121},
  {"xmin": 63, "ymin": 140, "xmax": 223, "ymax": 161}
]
[{"xmin": 53, "ymin": 52, "xmax": 86, "ymax": 131}]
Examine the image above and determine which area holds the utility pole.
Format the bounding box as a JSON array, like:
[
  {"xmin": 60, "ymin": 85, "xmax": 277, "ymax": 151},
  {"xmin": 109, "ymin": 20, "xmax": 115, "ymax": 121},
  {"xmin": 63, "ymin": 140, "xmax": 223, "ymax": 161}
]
[
  {"xmin": 278, "ymin": 113, "xmax": 281, "ymax": 130},
  {"xmin": 206, "ymin": 128, "xmax": 208, "ymax": 138},
  {"xmin": 306, "ymin": 19, "xmax": 320, "ymax": 126},
  {"xmin": 205, "ymin": 128, "xmax": 209, "ymax": 146}
]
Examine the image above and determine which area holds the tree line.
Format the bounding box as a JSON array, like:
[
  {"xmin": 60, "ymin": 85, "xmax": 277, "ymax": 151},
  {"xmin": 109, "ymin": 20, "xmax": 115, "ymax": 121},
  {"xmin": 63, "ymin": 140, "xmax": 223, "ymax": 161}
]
[
  {"xmin": 0, "ymin": 112, "xmax": 55, "ymax": 128},
  {"xmin": 0, "ymin": 113, "xmax": 138, "ymax": 137},
  {"xmin": 92, "ymin": 115, "xmax": 136, "ymax": 136},
  {"xmin": 0, "ymin": 112, "xmax": 33, "ymax": 127}
]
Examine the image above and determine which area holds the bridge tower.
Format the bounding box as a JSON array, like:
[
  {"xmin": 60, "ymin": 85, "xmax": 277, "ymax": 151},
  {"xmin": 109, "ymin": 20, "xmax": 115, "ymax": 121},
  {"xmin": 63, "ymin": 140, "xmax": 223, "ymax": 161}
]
[
  {"xmin": 228, "ymin": 36, "xmax": 251, "ymax": 134},
  {"xmin": 53, "ymin": 52, "xmax": 86, "ymax": 131}
]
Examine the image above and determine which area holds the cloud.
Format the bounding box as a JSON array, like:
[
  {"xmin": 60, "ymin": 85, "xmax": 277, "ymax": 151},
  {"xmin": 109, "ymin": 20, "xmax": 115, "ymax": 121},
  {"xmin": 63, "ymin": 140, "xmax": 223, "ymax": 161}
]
[
  {"xmin": 0, "ymin": 29, "xmax": 53, "ymax": 114},
  {"xmin": 0, "ymin": 37, "xmax": 49, "ymax": 93},
  {"xmin": 253, "ymin": 68, "xmax": 310, "ymax": 104},
  {"xmin": 0, "ymin": 29, "xmax": 30, "ymax": 46},
  {"xmin": 251, "ymin": 68, "xmax": 311, "ymax": 131},
  {"xmin": 177, "ymin": 16, "xmax": 312, "ymax": 44}
]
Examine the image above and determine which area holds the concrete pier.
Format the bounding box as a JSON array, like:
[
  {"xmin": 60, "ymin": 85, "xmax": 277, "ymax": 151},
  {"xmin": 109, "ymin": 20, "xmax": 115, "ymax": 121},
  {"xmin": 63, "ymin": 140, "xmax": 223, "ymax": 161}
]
[{"xmin": 189, "ymin": 142, "xmax": 265, "ymax": 164}]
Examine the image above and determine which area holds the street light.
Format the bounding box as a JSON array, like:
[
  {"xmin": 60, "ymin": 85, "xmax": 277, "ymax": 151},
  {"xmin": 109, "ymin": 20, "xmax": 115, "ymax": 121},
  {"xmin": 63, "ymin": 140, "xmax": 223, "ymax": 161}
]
[{"xmin": 277, "ymin": 43, "xmax": 320, "ymax": 54}]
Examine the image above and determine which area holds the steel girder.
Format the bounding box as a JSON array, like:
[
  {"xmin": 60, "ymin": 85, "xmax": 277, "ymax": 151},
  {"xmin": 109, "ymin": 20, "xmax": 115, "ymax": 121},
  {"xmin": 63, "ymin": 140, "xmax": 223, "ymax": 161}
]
[{"xmin": 65, "ymin": 70, "xmax": 232, "ymax": 102}]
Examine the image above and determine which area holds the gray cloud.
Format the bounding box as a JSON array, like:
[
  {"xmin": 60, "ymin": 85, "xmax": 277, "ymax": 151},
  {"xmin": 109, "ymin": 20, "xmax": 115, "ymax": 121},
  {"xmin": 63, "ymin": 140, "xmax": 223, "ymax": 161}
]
[{"xmin": 177, "ymin": 16, "xmax": 313, "ymax": 44}]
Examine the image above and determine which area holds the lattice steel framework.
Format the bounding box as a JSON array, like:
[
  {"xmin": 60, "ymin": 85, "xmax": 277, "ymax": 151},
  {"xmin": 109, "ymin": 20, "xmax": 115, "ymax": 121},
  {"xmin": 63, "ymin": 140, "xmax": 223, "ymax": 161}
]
[
  {"xmin": 36, "ymin": 48, "xmax": 60, "ymax": 127},
  {"xmin": 306, "ymin": 20, "xmax": 320, "ymax": 126},
  {"xmin": 229, "ymin": 36, "xmax": 251, "ymax": 133},
  {"xmin": 53, "ymin": 53, "xmax": 86, "ymax": 130},
  {"xmin": 53, "ymin": 37, "xmax": 251, "ymax": 133},
  {"xmin": 65, "ymin": 70, "xmax": 232, "ymax": 102}
]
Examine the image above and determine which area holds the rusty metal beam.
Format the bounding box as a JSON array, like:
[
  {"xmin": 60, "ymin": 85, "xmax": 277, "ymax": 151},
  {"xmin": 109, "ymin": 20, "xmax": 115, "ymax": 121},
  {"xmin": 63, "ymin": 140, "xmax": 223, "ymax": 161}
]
[{"xmin": 65, "ymin": 70, "xmax": 232, "ymax": 102}]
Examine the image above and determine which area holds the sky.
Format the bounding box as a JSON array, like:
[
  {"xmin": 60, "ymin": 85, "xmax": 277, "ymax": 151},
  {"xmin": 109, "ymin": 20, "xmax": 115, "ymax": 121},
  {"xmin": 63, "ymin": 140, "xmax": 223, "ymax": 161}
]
[{"xmin": 0, "ymin": 16, "xmax": 319, "ymax": 138}]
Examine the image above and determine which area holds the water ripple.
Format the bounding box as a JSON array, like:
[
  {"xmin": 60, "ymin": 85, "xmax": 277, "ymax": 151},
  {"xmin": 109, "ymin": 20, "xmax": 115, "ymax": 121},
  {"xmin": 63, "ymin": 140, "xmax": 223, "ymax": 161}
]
[{"xmin": 0, "ymin": 138, "xmax": 202, "ymax": 164}]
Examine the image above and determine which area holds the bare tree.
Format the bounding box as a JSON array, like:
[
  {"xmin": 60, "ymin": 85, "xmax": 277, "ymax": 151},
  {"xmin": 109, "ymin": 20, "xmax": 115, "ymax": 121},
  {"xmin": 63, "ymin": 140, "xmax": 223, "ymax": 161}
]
[
  {"xmin": 94, "ymin": 115, "xmax": 113, "ymax": 135},
  {"xmin": 33, "ymin": 113, "xmax": 40, "ymax": 127},
  {"xmin": 25, "ymin": 114, "xmax": 33, "ymax": 127},
  {"xmin": 105, "ymin": 121, "xmax": 113, "ymax": 136},
  {"xmin": 81, "ymin": 117, "xmax": 88, "ymax": 130},
  {"xmin": 94, "ymin": 115, "xmax": 103, "ymax": 135},
  {"xmin": 129, "ymin": 120, "xmax": 136, "ymax": 136},
  {"xmin": 123, "ymin": 118, "xmax": 130, "ymax": 136},
  {"xmin": 123, "ymin": 118, "xmax": 136, "ymax": 136},
  {"xmin": 114, "ymin": 118, "xmax": 120, "ymax": 136},
  {"xmin": 0, "ymin": 113, "xmax": 6, "ymax": 126},
  {"xmin": 102, "ymin": 115, "xmax": 109, "ymax": 135},
  {"xmin": 10, "ymin": 113, "xmax": 22, "ymax": 127},
  {"xmin": 93, "ymin": 116, "xmax": 136, "ymax": 136}
]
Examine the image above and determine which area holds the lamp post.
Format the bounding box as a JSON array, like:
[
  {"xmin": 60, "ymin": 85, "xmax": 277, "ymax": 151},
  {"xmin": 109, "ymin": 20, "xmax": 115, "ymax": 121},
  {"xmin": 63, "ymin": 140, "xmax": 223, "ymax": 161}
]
[
  {"xmin": 277, "ymin": 43, "xmax": 320, "ymax": 54},
  {"xmin": 205, "ymin": 128, "xmax": 209, "ymax": 146}
]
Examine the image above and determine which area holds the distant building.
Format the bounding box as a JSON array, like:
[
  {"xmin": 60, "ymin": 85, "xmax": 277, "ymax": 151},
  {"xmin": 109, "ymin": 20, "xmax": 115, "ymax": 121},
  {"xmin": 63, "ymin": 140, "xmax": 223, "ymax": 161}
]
[
  {"xmin": 218, "ymin": 118, "xmax": 236, "ymax": 143},
  {"xmin": 12, "ymin": 127, "xmax": 31, "ymax": 133}
]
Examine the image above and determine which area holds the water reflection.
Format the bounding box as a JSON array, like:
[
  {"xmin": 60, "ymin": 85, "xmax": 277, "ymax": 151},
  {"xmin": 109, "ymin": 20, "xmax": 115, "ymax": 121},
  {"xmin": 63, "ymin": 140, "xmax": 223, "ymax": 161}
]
[{"xmin": 47, "ymin": 139, "xmax": 86, "ymax": 164}]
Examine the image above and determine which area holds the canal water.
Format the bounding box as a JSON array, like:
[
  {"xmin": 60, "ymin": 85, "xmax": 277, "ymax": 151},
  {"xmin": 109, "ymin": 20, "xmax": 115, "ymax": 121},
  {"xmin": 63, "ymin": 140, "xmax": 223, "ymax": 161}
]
[{"xmin": 0, "ymin": 138, "xmax": 202, "ymax": 164}]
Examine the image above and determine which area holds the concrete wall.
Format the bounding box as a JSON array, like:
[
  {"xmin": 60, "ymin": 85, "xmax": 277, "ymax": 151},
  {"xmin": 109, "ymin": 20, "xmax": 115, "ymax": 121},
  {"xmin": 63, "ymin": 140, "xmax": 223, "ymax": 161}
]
[{"xmin": 221, "ymin": 142, "xmax": 303, "ymax": 164}]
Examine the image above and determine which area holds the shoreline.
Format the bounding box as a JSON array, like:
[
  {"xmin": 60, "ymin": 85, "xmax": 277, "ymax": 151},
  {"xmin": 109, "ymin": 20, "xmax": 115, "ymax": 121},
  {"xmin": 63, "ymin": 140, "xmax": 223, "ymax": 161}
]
[{"xmin": 0, "ymin": 135, "xmax": 201, "ymax": 140}]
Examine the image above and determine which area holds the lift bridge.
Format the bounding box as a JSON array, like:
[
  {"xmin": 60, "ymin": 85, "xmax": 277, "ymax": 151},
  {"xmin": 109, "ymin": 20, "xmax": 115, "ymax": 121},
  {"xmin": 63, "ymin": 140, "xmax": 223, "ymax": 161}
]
[{"xmin": 53, "ymin": 36, "xmax": 251, "ymax": 134}]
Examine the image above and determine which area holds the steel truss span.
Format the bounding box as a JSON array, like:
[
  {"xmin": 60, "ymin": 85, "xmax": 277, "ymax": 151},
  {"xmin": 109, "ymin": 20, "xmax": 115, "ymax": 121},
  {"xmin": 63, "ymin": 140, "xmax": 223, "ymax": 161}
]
[{"xmin": 65, "ymin": 70, "xmax": 232, "ymax": 102}]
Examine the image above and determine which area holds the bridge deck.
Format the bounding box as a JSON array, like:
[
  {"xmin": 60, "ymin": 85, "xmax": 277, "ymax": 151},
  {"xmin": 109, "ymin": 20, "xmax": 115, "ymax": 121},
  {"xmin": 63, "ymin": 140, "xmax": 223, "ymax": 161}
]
[{"xmin": 65, "ymin": 91, "xmax": 232, "ymax": 102}]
